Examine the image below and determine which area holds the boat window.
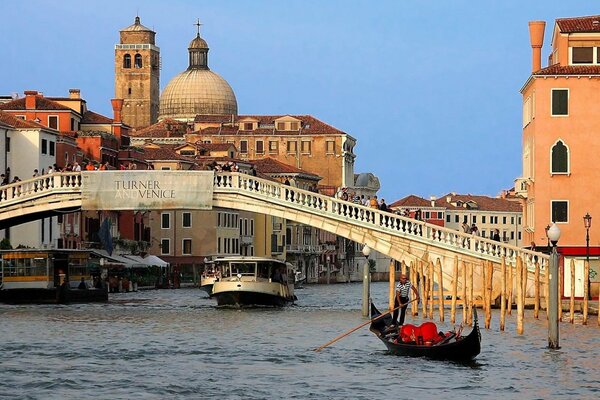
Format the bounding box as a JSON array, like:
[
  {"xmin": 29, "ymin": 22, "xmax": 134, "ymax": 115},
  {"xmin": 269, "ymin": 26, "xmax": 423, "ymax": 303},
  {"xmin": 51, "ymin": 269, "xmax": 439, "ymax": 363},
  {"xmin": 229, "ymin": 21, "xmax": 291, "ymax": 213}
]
[
  {"xmin": 231, "ymin": 262, "xmax": 256, "ymax": 276},
  {"xmin": 256, "ymin": 262, "xmax": 270, "ymax": 278},
  {"xmin": 3, "ymin": 257, "xmax": 47, "ymax": 277}
]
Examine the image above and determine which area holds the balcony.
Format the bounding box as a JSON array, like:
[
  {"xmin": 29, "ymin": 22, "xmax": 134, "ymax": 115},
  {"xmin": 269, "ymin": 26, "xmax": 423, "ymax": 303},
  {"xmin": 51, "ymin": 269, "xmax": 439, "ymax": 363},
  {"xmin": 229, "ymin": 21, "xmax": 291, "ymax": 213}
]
[
  {"xmin": 240, "ymin": 235, "xmax": 253, "ymax": 245},
  {"xmin": 286, "ymin": 244, "xmax": 321, "ymax": 254}
]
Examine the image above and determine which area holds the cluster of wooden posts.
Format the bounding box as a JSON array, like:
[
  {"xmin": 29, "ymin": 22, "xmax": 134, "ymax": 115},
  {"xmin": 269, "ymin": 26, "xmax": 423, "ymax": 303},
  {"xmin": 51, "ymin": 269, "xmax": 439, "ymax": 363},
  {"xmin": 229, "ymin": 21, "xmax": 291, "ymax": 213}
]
[{"xmin": 388, "ymin": 256, "xmax": 599, "ymax": 333}]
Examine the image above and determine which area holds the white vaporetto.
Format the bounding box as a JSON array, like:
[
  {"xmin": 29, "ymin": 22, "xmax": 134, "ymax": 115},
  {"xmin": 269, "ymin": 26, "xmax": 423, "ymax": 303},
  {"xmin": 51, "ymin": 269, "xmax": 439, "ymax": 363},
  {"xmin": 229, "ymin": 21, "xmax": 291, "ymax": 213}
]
[{"xmin": 81, "ymin": 171, "xmax": 214, "ymax": 210}]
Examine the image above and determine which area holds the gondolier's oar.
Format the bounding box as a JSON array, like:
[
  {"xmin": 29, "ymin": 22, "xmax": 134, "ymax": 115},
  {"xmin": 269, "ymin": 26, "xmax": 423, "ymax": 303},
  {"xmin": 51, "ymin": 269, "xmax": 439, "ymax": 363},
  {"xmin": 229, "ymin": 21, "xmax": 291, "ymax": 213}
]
[{"xmin": 313, "ymin": 298, "xmax": 418, "ymax": 352}]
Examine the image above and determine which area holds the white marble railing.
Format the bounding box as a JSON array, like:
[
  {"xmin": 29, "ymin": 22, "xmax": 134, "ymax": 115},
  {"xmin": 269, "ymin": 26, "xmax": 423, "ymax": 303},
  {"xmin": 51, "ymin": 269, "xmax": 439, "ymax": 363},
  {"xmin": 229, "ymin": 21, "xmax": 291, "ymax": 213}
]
[
  {"xmin": 0, "ymin": 171, "xmax": 549, "ymax": 270},
  {"xmin": 0, "ymin": 172, "xmax": 82, "ymax": 205},
  {"xmin": 214, "ymin": 173, "xmax": 549, "ymax": 270}
]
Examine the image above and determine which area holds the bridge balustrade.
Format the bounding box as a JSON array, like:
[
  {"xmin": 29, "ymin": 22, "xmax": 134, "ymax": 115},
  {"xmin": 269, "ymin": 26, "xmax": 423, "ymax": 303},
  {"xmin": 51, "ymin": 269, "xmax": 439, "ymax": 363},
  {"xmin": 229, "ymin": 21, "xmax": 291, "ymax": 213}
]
[
  {"xmin": 214, "ymin": 172, "xmax": 548, "ymax": 270},
  {"xmin": 0, "ymin": 172, "xmax": 548, "ymax": 271}
]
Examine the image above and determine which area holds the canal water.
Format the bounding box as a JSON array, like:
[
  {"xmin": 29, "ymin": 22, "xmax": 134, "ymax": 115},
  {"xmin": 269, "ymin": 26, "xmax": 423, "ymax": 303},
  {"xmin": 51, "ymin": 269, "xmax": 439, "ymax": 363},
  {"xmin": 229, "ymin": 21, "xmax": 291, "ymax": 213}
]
[{"xmin": 0, "ymin": 282, "xmax": 598, "ymax": 399}]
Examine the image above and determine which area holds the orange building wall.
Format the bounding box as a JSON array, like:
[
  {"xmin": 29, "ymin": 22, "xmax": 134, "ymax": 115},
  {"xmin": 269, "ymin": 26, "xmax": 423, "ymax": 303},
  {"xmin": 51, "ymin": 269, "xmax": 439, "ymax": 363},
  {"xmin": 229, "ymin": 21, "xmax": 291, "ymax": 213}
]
[{"xmin": 523, "ymin": 77, "xmax": 600, "ymax": 247}]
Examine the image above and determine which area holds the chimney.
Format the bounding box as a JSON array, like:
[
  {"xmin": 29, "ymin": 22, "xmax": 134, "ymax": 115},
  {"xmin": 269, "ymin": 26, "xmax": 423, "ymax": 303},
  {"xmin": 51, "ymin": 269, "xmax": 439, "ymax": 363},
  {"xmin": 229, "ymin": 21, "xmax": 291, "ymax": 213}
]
[
  {"xmin": 430, "ymin": 196, "xmax": 437, "ymax": 207},
  {"xmin": 69, "ymin": 88, "xmax": 81, "ymax": 99},
  {"xmin": 446, "ymin": 195, "xmax": 452, "ymax": 203},
  {"xmin": 24, "ymin": 90, "xmax": 38, "ymax": 110},
  {"xmin": 528, "ymin": 21, "xmax": 546, "ymax": 73},
  {"xmin": 111, "ymin": 98, "xmax": 124, "ymax": 143},
  {"xmin": 111, "ymin": 98, "xmax": 123, "ymax": 123}
]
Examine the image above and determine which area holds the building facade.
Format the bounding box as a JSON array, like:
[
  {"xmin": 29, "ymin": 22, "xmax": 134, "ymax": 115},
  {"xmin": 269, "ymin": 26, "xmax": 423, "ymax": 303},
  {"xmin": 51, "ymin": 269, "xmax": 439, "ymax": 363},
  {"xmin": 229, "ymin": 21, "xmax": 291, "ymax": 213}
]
[{"xmin": 517, "ymin": 15, "xmax": 600, "ymax": 299}]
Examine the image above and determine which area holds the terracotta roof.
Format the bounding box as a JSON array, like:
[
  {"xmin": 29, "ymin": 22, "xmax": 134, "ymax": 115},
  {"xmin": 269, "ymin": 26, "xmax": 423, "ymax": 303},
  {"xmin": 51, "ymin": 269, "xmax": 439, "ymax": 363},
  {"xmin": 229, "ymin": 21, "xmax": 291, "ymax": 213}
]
[
  {"xmin": 194, "ymin": 114, "xmax": 346, "ymax": 135},
  {"xmin": 0, "ymin": 110, "xmax": 46, "ymax": 129},
  {"xmin": 534, "ymin": 64, "xmax": 600, "ymax": 76},
  {"xmin": 556, "ymin": 15, "xmax": 600, "ymax": 33},
  {"xmin": 0, "ymin": 96, "xmax": 73, "ymax": 111},
  {"xmin": 389, "ymin": 195, "xmax": 434, "ymax": 209},
  {"xmin": 436, "ymin": 194, "xmax": 522, "ymax": 212},
  {"xmin": 142, "ymin": 146, "xmax": 193, "ymax": 162},
  {"xmin": 82, "ymin": 110, "xmax": 113, "ymax": 124},
  {"xmin": 131, "ymin": 119, "xmax": 188, "ymax": 138},
  {"xmin": 195, "ymin": 142, "xmax": 235, "ymax": 152},
  {"xmin": 250, "ymin": 157, "xmax": 321, "ymax": 179}
]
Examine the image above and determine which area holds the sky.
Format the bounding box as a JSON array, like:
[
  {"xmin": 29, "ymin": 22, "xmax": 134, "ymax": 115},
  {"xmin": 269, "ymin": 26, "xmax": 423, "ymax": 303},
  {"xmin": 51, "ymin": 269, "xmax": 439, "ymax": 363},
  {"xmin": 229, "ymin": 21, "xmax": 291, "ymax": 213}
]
[{"xmin": 1, "ymin": 0, "xmax": 599, "ymax": 201}]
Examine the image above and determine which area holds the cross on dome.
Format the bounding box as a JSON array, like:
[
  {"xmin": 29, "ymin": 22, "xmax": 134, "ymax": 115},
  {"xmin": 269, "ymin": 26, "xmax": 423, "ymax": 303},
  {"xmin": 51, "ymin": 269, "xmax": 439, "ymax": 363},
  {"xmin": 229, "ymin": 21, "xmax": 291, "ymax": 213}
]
[{"xmin": 195, "ymin": 18, "xmax": 203, "ymax": 37}]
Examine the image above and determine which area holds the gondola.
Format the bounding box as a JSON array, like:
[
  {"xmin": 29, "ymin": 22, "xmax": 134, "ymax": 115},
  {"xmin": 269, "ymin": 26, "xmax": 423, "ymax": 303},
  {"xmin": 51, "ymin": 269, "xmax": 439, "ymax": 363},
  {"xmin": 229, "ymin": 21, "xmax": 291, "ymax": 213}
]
[{"xmin": 369, "ymin": 304, "xmax": 481, "ymax": 361}]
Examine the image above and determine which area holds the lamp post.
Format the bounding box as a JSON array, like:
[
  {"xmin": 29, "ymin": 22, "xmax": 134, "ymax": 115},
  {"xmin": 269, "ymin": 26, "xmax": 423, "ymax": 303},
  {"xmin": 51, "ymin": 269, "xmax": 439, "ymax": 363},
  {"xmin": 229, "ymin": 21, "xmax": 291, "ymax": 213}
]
[
  {"xmin": 362, "ymin": 244, "xmax": 371, "ymax": 318},
  {"xmin": 326, "ymin": 255, "xmax": 331, "ymax": 285},
  {"xmin": 547, "ymin": 223, "xmax": 561, "ymax": 349},
  {"xmin": 584, "ymin": 213, "xmax": 592, "ymax": 301}
]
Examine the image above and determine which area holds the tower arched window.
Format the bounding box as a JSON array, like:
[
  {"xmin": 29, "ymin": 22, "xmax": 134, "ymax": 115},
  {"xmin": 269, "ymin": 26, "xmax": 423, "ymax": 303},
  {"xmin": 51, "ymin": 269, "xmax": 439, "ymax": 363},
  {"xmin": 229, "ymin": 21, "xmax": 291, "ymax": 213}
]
[
  {"xmin": 551, "ymin": 140, "xmax": 569, "ymax": 174},
  {"xmin": 134, "ymin": 54, "xmax": 143, "ymax": 68},
  {"xmin": 123, "ymin": 54, "xmax": 131, "ymax": 69}
]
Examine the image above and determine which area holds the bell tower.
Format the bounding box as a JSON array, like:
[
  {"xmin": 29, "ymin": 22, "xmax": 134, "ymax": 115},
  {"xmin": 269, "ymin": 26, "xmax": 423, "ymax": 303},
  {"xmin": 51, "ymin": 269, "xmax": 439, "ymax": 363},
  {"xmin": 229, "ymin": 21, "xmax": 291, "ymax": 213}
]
[{"xmin": 115, "ymin": 16, "xmax": 160, "ymax": 128}]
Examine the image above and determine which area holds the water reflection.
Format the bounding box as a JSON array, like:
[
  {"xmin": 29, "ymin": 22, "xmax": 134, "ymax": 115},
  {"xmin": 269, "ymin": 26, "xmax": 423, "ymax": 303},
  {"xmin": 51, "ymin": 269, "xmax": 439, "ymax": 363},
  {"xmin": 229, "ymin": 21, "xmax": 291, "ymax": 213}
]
[{"xmin": 0, "ymin": 282, "xmax": 598, "ymax": 399}]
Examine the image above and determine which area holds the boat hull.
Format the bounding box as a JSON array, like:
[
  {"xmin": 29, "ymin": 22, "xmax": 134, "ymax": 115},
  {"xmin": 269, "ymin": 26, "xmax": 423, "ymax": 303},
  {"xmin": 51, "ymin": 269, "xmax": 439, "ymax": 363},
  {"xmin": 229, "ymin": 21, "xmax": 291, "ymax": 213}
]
[
  {"xmin": 370, "ymin": 304, "xmax": 481, "ymax": 361},
  {"xmin": 199, "ymin": 284, "xmax": 214, "ymax": 296},
  {"xmin": 212, "ymin": 280, "xmax": 294, "ymax": 307},
  {"xmin": 0, "ymin": 287, "xmax": 108, "ymax": 304}
]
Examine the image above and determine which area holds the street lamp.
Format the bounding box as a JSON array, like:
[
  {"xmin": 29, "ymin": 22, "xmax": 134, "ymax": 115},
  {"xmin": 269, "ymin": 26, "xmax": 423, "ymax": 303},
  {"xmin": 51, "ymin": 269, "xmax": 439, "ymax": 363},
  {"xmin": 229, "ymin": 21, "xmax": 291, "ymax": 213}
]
[
  {"xmin": 326, "ymin": 255, "xmax": 331, "ymax": 285},
  {"xmin": 584, "ymin": 213, "xmax": 592, "ymax": 301},
  {"xmin": 547, "ymin": 222, "xmax": 561, "ymax": 349},
  {"xmin": 362, "ymin": 244, "xmax": 371, "ymax": 317}
]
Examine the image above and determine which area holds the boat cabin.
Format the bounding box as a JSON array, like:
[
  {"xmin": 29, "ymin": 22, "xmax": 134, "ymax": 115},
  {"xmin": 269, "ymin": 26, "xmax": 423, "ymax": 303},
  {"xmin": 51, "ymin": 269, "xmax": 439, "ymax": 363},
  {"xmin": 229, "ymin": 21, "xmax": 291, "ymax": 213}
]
[
  {"xmin": 0, "ymin": 249, "xmax": 93, "ymax": 290},
  {"xmin": 213, "ymin": 257, "xmax": 293, "ymax": 283}
]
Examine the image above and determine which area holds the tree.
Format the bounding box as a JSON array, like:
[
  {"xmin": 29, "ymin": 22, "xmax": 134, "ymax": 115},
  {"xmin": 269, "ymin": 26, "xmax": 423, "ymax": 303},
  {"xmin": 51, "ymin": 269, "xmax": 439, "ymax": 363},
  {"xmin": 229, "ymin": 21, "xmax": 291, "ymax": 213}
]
[{"xmin": 0, "ymin": 238, "xmax": 12, "ymax": 250}]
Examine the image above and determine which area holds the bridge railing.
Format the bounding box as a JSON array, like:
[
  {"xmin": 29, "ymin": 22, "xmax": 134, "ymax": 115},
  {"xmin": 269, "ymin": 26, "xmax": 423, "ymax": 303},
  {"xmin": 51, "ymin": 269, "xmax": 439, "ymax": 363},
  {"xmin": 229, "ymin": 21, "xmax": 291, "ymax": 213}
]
[
  {"xmin": 214, "ymin": 172, "xmax": 549, "ymax": 270},
  {"xmin": 0, "ymin": 173, "xmax": 82, "ymax": 206},
  {"xmin": 0, "ymin": 172, "xmax": 548, "ymax": 270}
]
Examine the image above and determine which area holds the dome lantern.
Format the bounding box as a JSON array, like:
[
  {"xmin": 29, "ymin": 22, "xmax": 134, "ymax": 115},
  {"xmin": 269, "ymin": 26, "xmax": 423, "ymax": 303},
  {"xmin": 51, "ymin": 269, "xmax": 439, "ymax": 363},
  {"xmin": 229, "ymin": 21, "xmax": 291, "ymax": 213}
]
[{"xmin": 189, "ymin": 19, "xmax": 209, "ymax": 70}]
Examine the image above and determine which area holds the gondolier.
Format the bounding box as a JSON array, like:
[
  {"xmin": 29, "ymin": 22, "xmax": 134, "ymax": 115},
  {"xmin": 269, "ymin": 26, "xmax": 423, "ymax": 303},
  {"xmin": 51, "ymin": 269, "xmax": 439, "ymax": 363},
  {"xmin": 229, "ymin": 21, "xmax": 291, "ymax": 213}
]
[{"xmin": 393, "ymin": 274, "xmax": 420, "ymax": 326}]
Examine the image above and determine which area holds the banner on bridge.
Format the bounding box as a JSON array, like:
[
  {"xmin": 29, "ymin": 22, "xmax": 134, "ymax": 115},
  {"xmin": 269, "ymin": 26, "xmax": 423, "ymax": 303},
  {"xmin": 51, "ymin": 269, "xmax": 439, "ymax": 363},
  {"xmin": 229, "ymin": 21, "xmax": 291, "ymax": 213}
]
[{"xmin": 81, "ymin": 171, "xmax": 214, "ymax": 210}]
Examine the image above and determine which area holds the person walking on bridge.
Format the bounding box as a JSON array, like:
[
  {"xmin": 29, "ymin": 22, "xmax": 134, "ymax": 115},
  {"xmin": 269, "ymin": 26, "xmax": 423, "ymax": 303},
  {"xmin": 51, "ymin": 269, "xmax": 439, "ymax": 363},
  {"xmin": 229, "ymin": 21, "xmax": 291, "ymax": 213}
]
[{"xmin": 393, "ymin": 274, "xmax": 420, "ymax": 326}]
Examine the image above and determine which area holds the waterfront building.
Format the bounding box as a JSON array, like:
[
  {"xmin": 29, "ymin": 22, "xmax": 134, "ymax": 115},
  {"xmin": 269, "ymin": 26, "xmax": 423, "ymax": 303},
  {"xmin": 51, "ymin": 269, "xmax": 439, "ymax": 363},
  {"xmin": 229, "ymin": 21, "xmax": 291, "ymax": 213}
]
[
  {"xmin": 388, "ymin": 193, "xmax": 522, "ymax": 246},
  {"xmin": 517, "ymin": 15, "xmax": 600, "ymax": 298},
  {"xmin": 0, "ymin": 111, "xmax": 58, "ymax": 248},
  {"xmin": 115, "ymin": 16, "xmax": 160, "ymax": 129},
  {"xmin": 389, "ymin": 195, "xmax": 445, "ymax": 226},
  {"xmin": 0, "ymin": 89, "xmax": 148, "ymax": 253},
  {"xmin": 439, "ymin": 193, "xmax": 522, "ymax": 246}
]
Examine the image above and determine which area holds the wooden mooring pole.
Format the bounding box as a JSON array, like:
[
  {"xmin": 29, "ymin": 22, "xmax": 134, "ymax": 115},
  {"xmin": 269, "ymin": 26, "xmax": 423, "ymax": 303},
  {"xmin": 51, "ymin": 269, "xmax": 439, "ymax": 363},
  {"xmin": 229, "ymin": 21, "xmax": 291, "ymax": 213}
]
[
  {"xmin": 451, "ymin": 256, "xmax": 458, "ymax": 324},
  {"xmin": 516, "ymin": 256, "xmax": 524, "ymax": 335},
  {"xmin": 507, "ymin": 260, "xmax": 513, "ymax": 316},
  {"xmin": 468, "ymin": 262, "xmax": 473, "ymax": 326},
  {"xmin": 485, "ymin": 261, "xmax": 493, "ymax": 330},
  {"xmin": 428, "ymin": 260, "xmax": 434, "ymax": 319},
  {"xmin": 420, "ymin": 261, "xmax": 427, "ymax": 318},
  {"xmin": 436, "ymin": 258, "xmax": 444, "ymax": 322},
  {"xmin": 461, "ymin": 260, "xmax": 467, "ymax": 324},
  {"xmin": 569, "ymin": 259, "xmax": 575, "ymax": 324},
  {"xmin": 500, "ymin": 257, "xmax": 506, "ymax": 331},
  {"xmin": 534, "ymin": 261, "xmax": 540, "ymax": 319}
]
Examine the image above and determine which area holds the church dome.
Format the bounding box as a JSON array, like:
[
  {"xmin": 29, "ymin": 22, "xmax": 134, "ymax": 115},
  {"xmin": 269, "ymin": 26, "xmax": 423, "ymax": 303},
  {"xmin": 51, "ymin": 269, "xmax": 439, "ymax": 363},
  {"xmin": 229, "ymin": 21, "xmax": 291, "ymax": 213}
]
[
  {"xmin": 160, "ymin": 70, "xmax": 237, "ymax": 119},
  {"xmin": 159, "ymin": 30, "xmax": 237, "ymax": 121}
]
